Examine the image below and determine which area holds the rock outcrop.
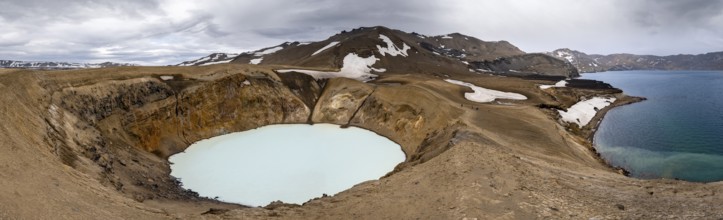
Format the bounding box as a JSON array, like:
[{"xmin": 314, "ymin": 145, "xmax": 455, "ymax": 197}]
[{"xmin": 124, "ymin": 73, "xmax": 311, "ymax": 157}]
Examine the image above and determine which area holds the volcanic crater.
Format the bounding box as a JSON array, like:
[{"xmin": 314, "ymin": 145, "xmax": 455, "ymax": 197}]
[{"xmin": 1, "ymin": 27, "xmax": 721, "ymax": 219}]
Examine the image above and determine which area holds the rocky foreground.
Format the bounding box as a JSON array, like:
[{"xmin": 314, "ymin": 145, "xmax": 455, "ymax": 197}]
[{"xmin": 0, "ymin": 64, "xmax": 721, "ymax": 219}]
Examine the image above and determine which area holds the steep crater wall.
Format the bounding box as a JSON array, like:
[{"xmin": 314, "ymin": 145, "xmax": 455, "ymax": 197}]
[{"xmin": 44, "ymin": 70, "xmax": 464, "ymax": 205}]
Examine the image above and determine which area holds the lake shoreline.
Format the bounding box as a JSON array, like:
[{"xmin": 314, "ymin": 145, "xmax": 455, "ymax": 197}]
[
  {"xmin": 581, "ymin": 70, "xmax": 723, "ymax": 182},
  {"xmin": 584, "ymin": 95, "xmax": 647, "ymax": 176}
]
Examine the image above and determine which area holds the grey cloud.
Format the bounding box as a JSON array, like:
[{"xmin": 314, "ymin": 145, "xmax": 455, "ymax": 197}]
[
  {"xmin": 207, "ymin": 0, "xmax": 447, "ymax": 39},
  {"xmin": 151, "ymin": 15, "xmax": 230, "ymax": 39},
  {"xmin": 1, "ymin": 0, "xmax": 723, "ymax": 65},
  {"xmin": 630, "ymin": 0, "xmax": 723, "ymax": 28},
  {"xmin": 659, "ymin": 0, "xmax": 723, "ymax": 20},
  {"xmin": 254, "ymin": 27, "xmax": 323, "ymax": 38},
  {"xmin": 0, "ymin": 0, "xmax": 161, "ymax": 21}
]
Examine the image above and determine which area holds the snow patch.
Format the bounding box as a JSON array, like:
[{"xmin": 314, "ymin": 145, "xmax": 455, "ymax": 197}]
[
  {"xmin": 558, "ymin": 97, "xmax": 616, "ymax": 126},
  {"xmin": 539, "ymin": 80, "xmax": 568, "ymax": 89},
  {"xmin": 200, "ymin": 59, "xmax": 233, "ymax": 66},
  {"xmin": 444, "ymin": 79, "xmax": 527, "ymax": 103},
  {"xmin": 184, "ymin": 56, "xmax": 211, "ymax": 66},
  {"xmin": 48, "ymin": 104, "xmax": 59, "ymax": 118},
  {"xmin": 242, "ymin": 80, "xmax": 251, "ymax": 86},
  {"xmin": 555, "ymin": 51, "xmax": 575, "ymax": 63},
  {"xmin": 160, "ymin": 76, "xmax": 174, "ymax": 81},
  {"xmin": 277, "ymin": 53, "xmax": 384, "ymax": 82},
  {"xmin": 254, "ymin": 46, "xmax": 283, "ymax": 56},
  {"xmin": 249, "ymin": 58, "xmax": 263, "ymax": 65},
  {"xmin": 441, "ymin": 35, "xmax": 453, "ymax": 39},
  {"xmin": 312, "ymin": 41, "xmax": 340, "ymax": 56},
  {"xmin": 376, "ymin": 35, "xmax": 410, "ymax": 57}
]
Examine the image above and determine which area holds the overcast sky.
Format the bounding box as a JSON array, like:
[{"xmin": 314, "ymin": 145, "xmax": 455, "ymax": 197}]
[{"xmin": 1, "ymin": 0, "xmax": 722, "ymax": 65}]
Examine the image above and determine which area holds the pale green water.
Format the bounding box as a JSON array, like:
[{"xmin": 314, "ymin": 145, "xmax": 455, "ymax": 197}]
[{"xmin": 169, "ymin": 124, "xmax": 405, "ymax": 206}]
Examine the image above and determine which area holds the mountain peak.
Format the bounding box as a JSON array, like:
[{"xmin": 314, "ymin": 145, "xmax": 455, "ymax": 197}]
[{"xmin": 177, "ymin": 26, "xmax": 577, "ymax": 78}]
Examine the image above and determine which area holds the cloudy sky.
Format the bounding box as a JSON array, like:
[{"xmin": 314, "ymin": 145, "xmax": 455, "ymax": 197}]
[{"xmin": 1, "ymin": 0, "xmax": 722, "ymax": 65}]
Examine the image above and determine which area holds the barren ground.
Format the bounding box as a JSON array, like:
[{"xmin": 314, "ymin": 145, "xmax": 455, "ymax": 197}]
[{"xmin": 0, "ymin": 65, "xmax": 720, "ymax": 219}]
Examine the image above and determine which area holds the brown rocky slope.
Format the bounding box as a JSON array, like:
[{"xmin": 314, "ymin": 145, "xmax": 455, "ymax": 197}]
[{"xmin": 180, "ymin": 26, "xmax": 576, "ymax": 78}]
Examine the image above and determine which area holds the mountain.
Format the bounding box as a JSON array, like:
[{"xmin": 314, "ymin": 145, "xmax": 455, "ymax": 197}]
[
  {"xmin": 469, "ymin": 53, "xmax": 579, "ymax": 77},
  {"xmin": 227, "ymin": 42, "xmax": 302, "ymax": 65},
  {"xmin": 547, "ymin": 49, "xmax": 608, "ymax": 73},
  {"xmin": 411, "ymin": 32, "xmax": 525, "ymax": 61},
  {"xmin": 178, "ymin": 26, "xmax": 577, "ymax": 78},
  {"xmin": 175, "ymin": 53, "xmax": 239, "ymax": 66},
  {"xmin": 548, "ymin": 48, "xmax": 723, "ymax": 73},
  {"xmin": 0, "ymin": 60, "xmax": 137, "ymax": 69}
]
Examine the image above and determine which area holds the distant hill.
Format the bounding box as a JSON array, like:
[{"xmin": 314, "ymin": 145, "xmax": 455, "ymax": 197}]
[
  {"xmin": 0, "ymin": 60, "xmax": 137, "ymax": 69},
  {"xmin": 175, "ymin": 53, "xmax": 240, "ymax": 66},
  {"xmin": 177, "ymin": 26, "xmax": 578, "ymax": 78},
  {"xmin": 469, "ymin": 53, "xmax": 579, "ymax": 77},
  {"xmin": 548, "ymin": 48, "xmax": 723, "ymax": 73}
]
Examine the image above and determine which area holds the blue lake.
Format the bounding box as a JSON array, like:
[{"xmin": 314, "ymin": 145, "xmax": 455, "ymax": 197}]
[
  {"xmin": 169, "ymin": 124, "xmax": 405, "ymax": 206},
  {"xmin": 582, "ymin": 71, "xmax": 723, "ymax": 182}
]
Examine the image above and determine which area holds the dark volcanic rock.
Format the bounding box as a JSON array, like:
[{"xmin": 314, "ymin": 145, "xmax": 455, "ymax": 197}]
[
  {"xmin": 470, "ymin": 53, "xmax": 579, "ymax": 77},
  {"xmin": 565, "ymin": 79, "xmax": 619, "ymax": 91}
]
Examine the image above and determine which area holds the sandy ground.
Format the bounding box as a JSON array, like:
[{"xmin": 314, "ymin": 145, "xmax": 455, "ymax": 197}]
[{"xmin": 0, "ymin": 64, "xmax": 721, "ymax": 219}]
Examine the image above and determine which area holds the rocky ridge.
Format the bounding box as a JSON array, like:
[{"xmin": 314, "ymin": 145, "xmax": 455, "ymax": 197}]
[
  {"xmin": 0, "ymin": 60, "xmax": 137, "ymax": 69},
  {"xmin": 548, "ymin": 48, "xmax": 723, "ymax": 73},
  {"xmin": 180, "ymin": 26, "xmax": 576, "ymax": 78},
  {"xmin": 175, "ymin": 53, "xmax": 240, "ymax": 67}
]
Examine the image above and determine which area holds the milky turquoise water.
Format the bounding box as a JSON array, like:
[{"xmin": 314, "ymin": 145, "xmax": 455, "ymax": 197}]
[
  {"xmin": 168, "ymin": 124, "xmax": 405, "ymax": 206},
  {"xmin": 582, "ymin": 71, "xmax": 723, "ymax": 182}
]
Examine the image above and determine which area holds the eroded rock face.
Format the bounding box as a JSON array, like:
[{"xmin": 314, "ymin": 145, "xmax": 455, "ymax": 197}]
[
  {"xmin": 311, "ymin": 78, "xmax": 374, "ymax": 124},
  {"xmin": 347, "ymin": 85, "xmax": 463, "ymax": 163},
  {"xmin": 309, "ymin": 78, "xmax": 466, "ymax": 167},
  {"xmin": 44, "ymin": 77, "xmax": 180, "ymax": 192},
  {"xmin": 124, "ymin": 73, "xmax": 310, "ymax": 157},
  {"xmin": 53, "ymin": 78, "xmax": 174, "ymax": 124},
  {"xmin": 277, "ymin": 71, "xmax": 323, "ymax": 111},
  {"xmin": 48, "ymin": 68, "xmax": 463, "ymax": 178},
  {"xmin": 38, "ymin": 70, "xmax": 321, "ymax": 205}
]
